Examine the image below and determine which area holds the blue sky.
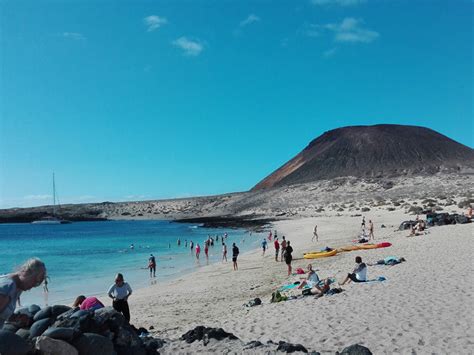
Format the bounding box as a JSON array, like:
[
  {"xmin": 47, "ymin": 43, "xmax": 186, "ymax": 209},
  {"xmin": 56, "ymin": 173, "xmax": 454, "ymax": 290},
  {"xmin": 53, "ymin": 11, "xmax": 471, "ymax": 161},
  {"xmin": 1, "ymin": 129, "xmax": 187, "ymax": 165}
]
[{"xmin": 1, "ymin": 0, "xmax": 472, "ymax": 208}]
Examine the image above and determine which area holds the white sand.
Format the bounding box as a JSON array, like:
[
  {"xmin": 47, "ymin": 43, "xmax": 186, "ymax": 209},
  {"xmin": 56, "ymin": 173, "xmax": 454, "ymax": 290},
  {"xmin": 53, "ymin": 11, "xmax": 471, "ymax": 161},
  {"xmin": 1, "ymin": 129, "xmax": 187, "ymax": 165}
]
[{"xmin": 127, "ymin": 209, "xmax": 474, "ymax": 354}]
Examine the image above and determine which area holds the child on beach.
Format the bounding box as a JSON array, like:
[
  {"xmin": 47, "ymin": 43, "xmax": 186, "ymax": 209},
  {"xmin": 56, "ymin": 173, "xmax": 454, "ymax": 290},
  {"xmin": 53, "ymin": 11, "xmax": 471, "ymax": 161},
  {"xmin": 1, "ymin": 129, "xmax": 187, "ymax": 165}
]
[
  {"xmin": 232, "ymin": 243, "xmax": 239, "ymax": 271},
  {"xmin": 285, "ymin": 241, "xmax": 293, "ymax": 276},
  {"xmin": 280, "ymin": 236, "xmax": 287, "ymax": 262},
  {"xmin": 108, "ymin": 273, "xmax": 132, "ymax": 322},
  {"xmin": 261, "ymin": 238, "xmax": 268, "ymax": 256},
  {"xmin": 222, "ymin": 243, "xmax": 227, "ymax": 262},
  {"xmin": 195, "ymin": 244, "xmax": 201, "ymax": 259},
  {"xmin": 274, "ymin": 237, "xmax": 280, "ymax": 262}
]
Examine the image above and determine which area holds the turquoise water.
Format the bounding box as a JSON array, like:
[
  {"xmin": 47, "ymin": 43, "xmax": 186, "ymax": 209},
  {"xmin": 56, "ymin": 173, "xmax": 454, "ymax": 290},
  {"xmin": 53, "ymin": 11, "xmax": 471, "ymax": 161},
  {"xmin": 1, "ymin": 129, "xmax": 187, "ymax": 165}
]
[{"xmin": 0, "ymin": 221, "xmax": 261, "ymax": 306}]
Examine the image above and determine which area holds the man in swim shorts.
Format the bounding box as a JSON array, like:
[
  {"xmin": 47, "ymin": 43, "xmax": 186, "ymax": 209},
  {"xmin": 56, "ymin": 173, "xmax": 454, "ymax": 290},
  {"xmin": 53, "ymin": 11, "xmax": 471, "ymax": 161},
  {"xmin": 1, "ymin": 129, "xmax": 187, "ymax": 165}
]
[{"xmin": 232, "ymin": 243, "xmax": 239, "ymax": 271}]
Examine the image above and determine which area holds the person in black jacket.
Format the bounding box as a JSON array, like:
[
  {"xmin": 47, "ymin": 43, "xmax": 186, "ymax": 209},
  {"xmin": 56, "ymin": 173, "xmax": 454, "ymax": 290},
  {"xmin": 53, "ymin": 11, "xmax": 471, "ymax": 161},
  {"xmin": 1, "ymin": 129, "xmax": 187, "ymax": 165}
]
[
  {"xmin": 285, "ymin": 241, "xmax": 293, "ymax": 276},
  {"xmin": 232, "ymin": 243, "xmax": 239, "ymax": 271}
]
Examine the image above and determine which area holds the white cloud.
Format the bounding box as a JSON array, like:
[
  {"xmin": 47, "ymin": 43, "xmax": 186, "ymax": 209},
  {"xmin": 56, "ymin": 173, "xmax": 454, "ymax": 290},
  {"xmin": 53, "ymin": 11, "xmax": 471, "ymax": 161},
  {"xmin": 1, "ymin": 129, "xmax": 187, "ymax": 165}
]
[
  {"xmin": 172, "ymin": 37, "xmax": 204, "ymax": 56},
  {"xmin": 239, "ymin": 14, "xmax": 261, "ymax": 27},
  {"xmin": 322, "ymin": 18, "xmax": 379, "ymax": 43},
  {"xmin": 144, "ymin": 15, "xmax": 168, "ymax": 32},
  {"xmin": 311, "ymin": 0, "xmax": 366, "ymax": 6},
  {"xmin": 62, "ymin": 32, "xmax": 85, "ymax": 41}
]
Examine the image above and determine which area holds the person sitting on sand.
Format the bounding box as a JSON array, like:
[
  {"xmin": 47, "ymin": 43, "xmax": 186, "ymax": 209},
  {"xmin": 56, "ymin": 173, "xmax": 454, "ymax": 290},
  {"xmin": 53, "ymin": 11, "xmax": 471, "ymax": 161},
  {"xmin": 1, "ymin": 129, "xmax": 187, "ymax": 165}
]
[
  {"xmin": 73, "ymin": 295, "xmax": 105, "ymax": 311},
  {"xmin": 298, "ymin": 264, "xmax": 320, "ymax": 289},
  {"xmin": 369, "ymin": 256, "xmax": 406, "ymax": 266},
  {"xmin": 302, "ymin": 278, "xmax": 331, "ymax": 297},
  {"xmin": 0, "ymin": 258, "xmax": 46, "ymax": 329},
  {"xmin": 285, "ymin": 241, "xmax": 293, "ymax": 276},
  {"xmin": 340, "ymin": 256, "xmax": 367, "ymax": 285}
]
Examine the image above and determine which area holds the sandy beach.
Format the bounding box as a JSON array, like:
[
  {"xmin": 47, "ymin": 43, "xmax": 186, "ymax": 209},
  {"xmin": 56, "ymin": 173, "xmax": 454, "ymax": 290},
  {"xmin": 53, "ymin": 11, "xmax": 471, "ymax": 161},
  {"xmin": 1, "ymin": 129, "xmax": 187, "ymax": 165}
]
[{"xmin": 125, "ymin": 207, "xmax": 473, "ymax": 354}]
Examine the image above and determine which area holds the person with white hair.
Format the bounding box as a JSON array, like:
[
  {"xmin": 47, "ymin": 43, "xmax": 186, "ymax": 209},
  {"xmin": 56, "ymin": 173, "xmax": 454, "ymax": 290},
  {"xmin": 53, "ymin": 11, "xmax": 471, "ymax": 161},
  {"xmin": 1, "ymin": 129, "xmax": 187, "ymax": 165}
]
[{"xmin": 0, "ymin": 258, "xmax": 46, "ymax": 329}]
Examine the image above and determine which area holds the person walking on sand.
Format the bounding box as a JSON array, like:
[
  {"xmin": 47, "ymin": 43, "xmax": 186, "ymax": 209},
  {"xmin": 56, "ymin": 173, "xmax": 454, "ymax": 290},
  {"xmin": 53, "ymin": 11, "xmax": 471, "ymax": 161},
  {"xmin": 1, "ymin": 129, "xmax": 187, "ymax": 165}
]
[
  {"xmin": 195, "ymin": 243, "xmax": 201, "ymax": 259},
  {"xmin": 222, "ymin": 242, "xmax": 227, "ymax": 262},
  {"xmin": 148, "ymin": 254, "xmax": 156, "ymax": 277},
  {"xmin": 280, "ymin": 236, "xmax": 287, "ymax": 262},
  {"xmin": 232, "ymin": 243, "xmax": 239, "ymax": 271},
  {"xmin": 108, "ymin": 273, "xmax": 132, "ymax": 322},
  {"xmin": 0, "ymin": 258, "xmax": 46, "ymax": 329},
  {"xmin": 274, "ymin": 237, "xmax": 280, "ymax": 262},
  {"xmin": 312, "ymin": 225, "xmax": 318, "ymax": 242},
  {"xmin": 368, "ymin": 220, "xmax": 375, "ymax": 240},
  {"xmin": 285, "ymin": 241, "xmax": 293, "ymax": 276},
  {"xmin": 261, "ymin": 238, "xmax": 268, "ymax": 256}
]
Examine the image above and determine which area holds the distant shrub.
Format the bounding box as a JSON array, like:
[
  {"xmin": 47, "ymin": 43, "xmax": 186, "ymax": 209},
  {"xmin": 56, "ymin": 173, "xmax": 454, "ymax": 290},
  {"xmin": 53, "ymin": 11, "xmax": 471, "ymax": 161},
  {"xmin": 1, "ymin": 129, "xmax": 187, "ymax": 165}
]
[
  {"xmin": 361, "ymin": 207, "xmax": 370, "ymax": 212},
  {"xmin": 387, "ymin": 207, "xmax": 396, "ymax": 211}
]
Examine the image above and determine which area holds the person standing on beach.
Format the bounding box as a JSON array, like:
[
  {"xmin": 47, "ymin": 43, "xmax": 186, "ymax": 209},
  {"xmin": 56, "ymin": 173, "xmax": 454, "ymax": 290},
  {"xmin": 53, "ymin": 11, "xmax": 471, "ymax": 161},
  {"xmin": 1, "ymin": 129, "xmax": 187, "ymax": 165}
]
[
  {"xmin": 108, "ymin": 273, "xmax": 132, "ymax": 322},
  {"xmin": 195, "ymin": 244, "xmax": 201, "ymax": 259},
  {"xmin": 232, "ymin": 243, "xmax": 239, "ymax": 271},
  {"xmin": 148, "ymin": 254, "xmax": 156, "ymax": 277},
  {"xmin": 274, "ymin": 237, "xmax": 280, "ymax": 262},
  {"xmin": 190, "ymin": 240, "xmax": 194, "ymax": 253},
  {"xmin": 0, "ymin": 258, "xmax": 46, "ymax": 329},
  {"xmin": 368, "ymin": 220, "xmax": 375, "ymax": 240},
  {"xmin": 222, "ymin": 242, "xmax": 227, "ymax": 262},
  {"xmin": 268, "ymin": 230, "xmax": 272, "ymax": 241},
  {"xmin": 177, "ymin": 238, "xmax": 181, "ymax": 246},
  {"xmin": 285, "ymin": 241, "xmax": 293, "ymax": 276},
  {"xmin": 204, "ymin": 242, "xmax": 209, "ymax": 260},
  {"xmin": 312, "ymin": 225, "xmax": 318, "ymax": 242},
  {"xmin": 261, "ymin": 238, "xmax": 268, "ymax": 256},
  {"xmin": 280, "ymin": 236, "xmax": 287, "ymax": 262},
  {"xmin": 361, "ymin": 216, "xmax": 366, "ymax": 230}
]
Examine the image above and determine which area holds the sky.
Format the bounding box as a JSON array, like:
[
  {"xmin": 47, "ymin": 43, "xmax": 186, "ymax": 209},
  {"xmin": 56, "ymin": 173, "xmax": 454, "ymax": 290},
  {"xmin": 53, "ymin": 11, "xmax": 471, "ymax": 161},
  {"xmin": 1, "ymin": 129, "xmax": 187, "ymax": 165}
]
[{"xmin": 0, "ymin": 0, "xmax": 472, "ymax": 208}]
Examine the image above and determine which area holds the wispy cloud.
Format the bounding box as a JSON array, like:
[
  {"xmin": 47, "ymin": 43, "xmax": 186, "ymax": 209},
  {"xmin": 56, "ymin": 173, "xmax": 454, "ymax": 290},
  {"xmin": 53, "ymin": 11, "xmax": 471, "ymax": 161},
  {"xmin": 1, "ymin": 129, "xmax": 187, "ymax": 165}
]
[
  {"xmin": 323, "ymin": 47, "xmax": 338, "ymax": 58},
  {"xmin": 310, "ymin": 0, "xmax": 367, "ymax": 6},
  {"xmin": 62, "ymin": 32, "xmax": 86, "ymax": 41},
  {"xmin": 172, "ymin": 37, "xmax": 204, "ymax": 56},
  {"xmin": 239, "ymin": 14, "xmax": 261, "ymax": 27},
  {"xmin": 324, "ymin": 18, "xmax": 379, "ymax": 43},
  {"xmin": 24, "ymin": 194, "xmax": 52, "ymax": 201},
  {"xmin": 300, "ymin": 24, "xmax": 321, "ymax": 38},
  {"xmin": 144, "ymin": 15, "xmax": 168, "ymax": 32}
]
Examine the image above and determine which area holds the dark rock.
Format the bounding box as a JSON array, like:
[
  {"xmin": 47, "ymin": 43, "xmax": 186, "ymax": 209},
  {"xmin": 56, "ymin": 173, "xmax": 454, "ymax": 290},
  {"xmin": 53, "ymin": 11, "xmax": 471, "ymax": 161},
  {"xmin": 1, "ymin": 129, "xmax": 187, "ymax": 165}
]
[
  {"xmin": 35, "ymin": 336, "xmax": 79, "ymax": 355},
  {"xmin": 114, "ymin": 324, "xmax": 142, "ymax": 348},
  {"xmin": 15, "ymin": 328, "xmax": 30, "ymax": 340},
  {"xmin": 51, "ymin": 305, "xmax": 72, "ymax": 318},
  {"xmin": 93, "ymin": 306, "xmax": 125, "ymax": 330},
  {"xmin": 33, "ymin": 306, "xmax": 52, "ymax": 321},
  {"xmin": 29, "ymin": 318, "xmax": 53, "ymax": 338},
  {"xmin": 180, "ymin": 326, "xmax": 238, "ymax": 344},
  {"xmin": 149, "ymin": 325, "xmax": 154, "ymax": 330},
  {"xmin": 381, "ymin": 224, "xmax": 386, "ymax": 228},
  {"xmin": 277, "ymin": 340, "xmax": 308, "ymax": 353},
  {"xmin": 2, "ymin": 323, "xmax": 19, "ymax": 332},
  {"xmin": 43, "ymin": 327, "xmax": 77, "ymax": 342},
  {"xmin": 0, "ymin": 330, "xmax": 32, "ymax": 355},
  {"xmin": 72, "ymin": 333, "xmax": 114, "ymax": 355},
  {"xmin": 338, "ymin": 344, "xmax": 373, "ymax": 355},
  {"xmin": 70, "ymin": 310, "xmax": 90, "ymax": 319},
  {"xmin": 28, "ymin": 304, "xmax": 41, "ymax": 315},
  {"xmin": 361, "ymin": 207, "xmax": 370, "ymax": 212},
  {"xmin": 142, "ymin": 337, "xmax": 165, "ymax": 352},
  {"xmin": 244, "ymin": 340, "xmax": 264, "ymax": 349}
]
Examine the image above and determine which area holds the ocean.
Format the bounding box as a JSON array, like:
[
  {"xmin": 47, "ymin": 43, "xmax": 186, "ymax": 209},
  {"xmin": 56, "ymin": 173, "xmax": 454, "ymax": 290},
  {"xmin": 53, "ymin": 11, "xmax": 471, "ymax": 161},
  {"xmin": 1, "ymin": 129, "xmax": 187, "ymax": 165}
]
[{"xmin": 0, "ymin": 220, "xmax": 262, "ymax": 306}]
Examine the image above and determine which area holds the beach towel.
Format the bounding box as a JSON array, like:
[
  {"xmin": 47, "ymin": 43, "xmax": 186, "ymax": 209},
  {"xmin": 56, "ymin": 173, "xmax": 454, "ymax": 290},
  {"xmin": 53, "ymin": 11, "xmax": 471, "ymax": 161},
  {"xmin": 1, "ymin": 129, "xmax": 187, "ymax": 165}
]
[{"xmin": 362, "ymin": 276, "xmax": 387, "ymax": 283}]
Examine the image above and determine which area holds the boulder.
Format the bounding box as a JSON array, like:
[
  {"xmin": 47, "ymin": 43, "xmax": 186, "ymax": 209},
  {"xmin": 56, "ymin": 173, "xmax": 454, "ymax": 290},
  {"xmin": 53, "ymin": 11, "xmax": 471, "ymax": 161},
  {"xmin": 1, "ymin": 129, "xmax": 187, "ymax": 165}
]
[
  {"xmin": 51, "ymin": 305, "xmax": 72, "ymax": 318},
  {"xmin": 244, "ymin": 340, "xmax": 264, "ymax": 349},
  {"xmin": 72, "ymin": 333, "xmax": 114, "ymax": 355},
  {"xmin": 276, "ymin": 340, "xmax": 308, "ymax": 353},
  {"xmin": 141, "ymin": 337, "xmax": 166, "ymax": 352},
  {"xmin": 33, "ymin": 306, "xmax": 52, "ymax": 321},
  {"xmin": 54, "ymin": 310, "xmax": 94, "ymax": 333},
  {"xmin": 29, "ymin": 318, "xmax": 53, "ymax": 338},
  {"xmin": 35, "ymin": 335, "xmax": 79, "ymax": 355},
  {"xmin": 15, "ymin": 328, "xmax": 30, "ymax": 340},
  {"xmin": 93, "ymin": 306, "xmax": 125, "ymax": 330},
  {"xmin": 70, "ymin": 310, "xmax": 90, "ymax": 319},
  {"xmin": 114, "ymin": 324, "xmax": 142, "ymax": 348},
  {"xmin": 43, "ymin": 326, "xmax": 77, "ymax": 342},
  {"xmin": 1, "ymin": 323, "xmax": 19, "ymax": 333},
  {"xmin": 339, "ymin": 344, "xmax": 373, "ymax": 355},
  {"xmin": 28, "ymin": 304, "xmax": 41, "ymax": 315},
  {"xmin": 0, "ymin": 330, "xmax": 32, "ymax": 355}
]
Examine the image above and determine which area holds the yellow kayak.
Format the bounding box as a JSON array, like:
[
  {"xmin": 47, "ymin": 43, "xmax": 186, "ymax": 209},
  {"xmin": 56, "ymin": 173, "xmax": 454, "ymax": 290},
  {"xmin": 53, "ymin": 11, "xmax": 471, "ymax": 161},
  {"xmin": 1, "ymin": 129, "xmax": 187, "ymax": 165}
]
[{"xmin": 303, "ymin": 249, "xmax": 337, "ymax": 259}]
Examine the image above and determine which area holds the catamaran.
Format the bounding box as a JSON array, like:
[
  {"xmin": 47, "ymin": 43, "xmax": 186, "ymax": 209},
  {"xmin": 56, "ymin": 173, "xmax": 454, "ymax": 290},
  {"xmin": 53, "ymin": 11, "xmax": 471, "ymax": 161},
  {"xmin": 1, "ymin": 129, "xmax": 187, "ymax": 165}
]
[{"xmin": 32, "ymin": 173, "xmax": 71, "ymax": 224}]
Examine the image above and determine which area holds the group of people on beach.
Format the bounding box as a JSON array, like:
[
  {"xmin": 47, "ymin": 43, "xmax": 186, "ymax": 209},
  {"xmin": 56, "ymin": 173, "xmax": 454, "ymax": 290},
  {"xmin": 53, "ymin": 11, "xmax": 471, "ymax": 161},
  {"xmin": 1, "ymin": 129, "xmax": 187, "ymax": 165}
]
[{"xmin": 262, "ymin": 233, "xmax": 294, "ymax": 276}]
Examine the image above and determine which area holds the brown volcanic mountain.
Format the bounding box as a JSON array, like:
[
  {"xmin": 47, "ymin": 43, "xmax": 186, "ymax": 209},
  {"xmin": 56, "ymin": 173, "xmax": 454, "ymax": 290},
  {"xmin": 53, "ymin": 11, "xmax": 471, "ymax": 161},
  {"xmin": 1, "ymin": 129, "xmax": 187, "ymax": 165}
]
[{"xmin": 253, "ymin": 124, "xmax": 474, "ymax": 190}]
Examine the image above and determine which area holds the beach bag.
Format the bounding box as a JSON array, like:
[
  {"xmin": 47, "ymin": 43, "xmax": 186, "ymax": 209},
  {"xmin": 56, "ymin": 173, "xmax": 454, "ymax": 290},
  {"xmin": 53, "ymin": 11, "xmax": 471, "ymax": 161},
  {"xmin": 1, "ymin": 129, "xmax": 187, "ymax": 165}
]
[{"xmin": 296, "ymin": 268, "xmax": 305, "ymax": 275}]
